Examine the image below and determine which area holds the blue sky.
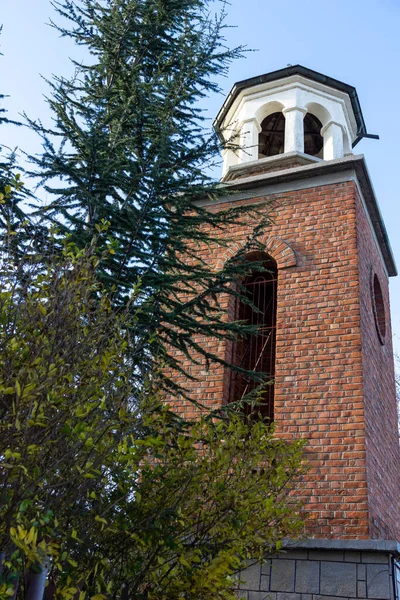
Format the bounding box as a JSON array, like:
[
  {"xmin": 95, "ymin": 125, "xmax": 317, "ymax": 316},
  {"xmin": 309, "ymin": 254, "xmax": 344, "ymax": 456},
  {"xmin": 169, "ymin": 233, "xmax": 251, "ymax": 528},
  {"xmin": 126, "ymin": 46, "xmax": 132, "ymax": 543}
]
[{"xmin": 2, "ymin": 0, "xmax": 400, "ymax": 348}]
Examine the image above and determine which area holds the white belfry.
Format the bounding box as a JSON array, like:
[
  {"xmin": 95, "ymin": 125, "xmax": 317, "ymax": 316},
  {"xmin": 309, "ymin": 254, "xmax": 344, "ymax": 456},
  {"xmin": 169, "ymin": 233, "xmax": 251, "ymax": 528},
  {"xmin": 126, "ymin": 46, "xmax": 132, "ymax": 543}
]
[{"xmin": 214, "ymin": 66, "xmax": 363, "ymax": 179}]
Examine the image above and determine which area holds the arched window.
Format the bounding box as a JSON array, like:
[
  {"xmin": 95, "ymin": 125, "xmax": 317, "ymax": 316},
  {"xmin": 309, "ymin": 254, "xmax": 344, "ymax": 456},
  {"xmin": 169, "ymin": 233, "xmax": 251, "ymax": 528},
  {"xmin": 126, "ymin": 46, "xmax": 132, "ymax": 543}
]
[
  {"xmin": 259, "ymin": 112, "xmax": 285, "ymax": 158},
  {"xmin": 229, "ymin": 256, "xmax": 277, "ymax": 420},
  {"xmin": 304, "ymin": 113, "xmax": 323, "ymax": 157}
]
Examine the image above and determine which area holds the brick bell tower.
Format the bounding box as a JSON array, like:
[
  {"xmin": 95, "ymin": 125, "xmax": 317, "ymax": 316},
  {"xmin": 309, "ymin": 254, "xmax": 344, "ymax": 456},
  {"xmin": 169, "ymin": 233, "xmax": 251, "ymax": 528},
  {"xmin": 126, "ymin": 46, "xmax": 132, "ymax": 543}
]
[{"xmin": 174, "ymin": 65, "xmax": 400, "ymax": 597}]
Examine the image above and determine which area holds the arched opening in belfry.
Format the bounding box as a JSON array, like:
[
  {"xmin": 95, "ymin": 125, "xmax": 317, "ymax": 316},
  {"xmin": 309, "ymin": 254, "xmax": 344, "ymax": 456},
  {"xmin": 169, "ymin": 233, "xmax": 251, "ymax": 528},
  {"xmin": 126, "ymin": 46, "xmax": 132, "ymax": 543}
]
[
  {"xmin": 304, "ymin": 113, "xmax": 323, "ymax": 157},
  {"xmin": 258, "ymin": 112, "xmax": 285, "ymax": 158},
  {"xmin": 228, "ymin": 253, "xmax": 277, "ymax": 421}
]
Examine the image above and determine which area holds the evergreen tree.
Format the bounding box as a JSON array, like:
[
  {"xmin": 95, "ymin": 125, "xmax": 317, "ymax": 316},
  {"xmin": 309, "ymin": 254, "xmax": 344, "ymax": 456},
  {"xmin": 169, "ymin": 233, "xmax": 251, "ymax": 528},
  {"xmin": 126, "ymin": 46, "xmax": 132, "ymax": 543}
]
[
  {"xmin": 27, "ymin": 0, "xmax": 270, "ymax": 398},
  {"xmin": 0, "ymin": 9, "xmax": 306, "ymax": 597}
]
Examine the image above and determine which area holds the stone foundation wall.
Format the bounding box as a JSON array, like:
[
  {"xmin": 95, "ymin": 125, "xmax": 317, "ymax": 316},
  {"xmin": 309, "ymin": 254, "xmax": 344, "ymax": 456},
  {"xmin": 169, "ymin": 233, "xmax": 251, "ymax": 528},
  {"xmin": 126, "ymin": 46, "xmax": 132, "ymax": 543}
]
[{"xmin": 237, "ymin": 546, "xmax": 398, "ymax": 600}]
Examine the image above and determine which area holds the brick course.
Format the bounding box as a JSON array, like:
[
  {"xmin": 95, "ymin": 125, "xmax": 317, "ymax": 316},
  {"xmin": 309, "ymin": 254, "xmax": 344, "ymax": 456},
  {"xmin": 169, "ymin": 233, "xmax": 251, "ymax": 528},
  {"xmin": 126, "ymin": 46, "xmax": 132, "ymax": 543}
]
[{"xmin": 167, "ymin": 178, "xmax": 400, "ymax": 540}]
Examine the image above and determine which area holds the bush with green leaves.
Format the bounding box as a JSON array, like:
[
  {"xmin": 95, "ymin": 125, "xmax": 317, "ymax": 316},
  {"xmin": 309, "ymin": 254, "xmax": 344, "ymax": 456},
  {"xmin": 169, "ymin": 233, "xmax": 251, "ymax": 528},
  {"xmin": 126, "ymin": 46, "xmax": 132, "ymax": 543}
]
[{"xmin": 0, "ymin": 230, "xmax": 305, "ymax": 599}]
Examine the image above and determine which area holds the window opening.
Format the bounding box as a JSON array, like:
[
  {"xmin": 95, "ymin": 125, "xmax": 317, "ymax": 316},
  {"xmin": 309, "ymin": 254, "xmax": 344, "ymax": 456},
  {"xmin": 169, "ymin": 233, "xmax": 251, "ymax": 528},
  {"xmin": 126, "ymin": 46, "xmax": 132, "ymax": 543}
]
[
  {"xmin": 229, "ymin": 259, "xmax": 277, "ymax": 420},
  {"xmin": 304, "ymin": 113, "xmax": 323, "ymax": 157},
  {"xmin": 259, "ymin": 112, "xmax": 285, "ymax": 158},
  {"xmin": 372, "ymin": 272, "xmax": 386, "ymax": 344}
]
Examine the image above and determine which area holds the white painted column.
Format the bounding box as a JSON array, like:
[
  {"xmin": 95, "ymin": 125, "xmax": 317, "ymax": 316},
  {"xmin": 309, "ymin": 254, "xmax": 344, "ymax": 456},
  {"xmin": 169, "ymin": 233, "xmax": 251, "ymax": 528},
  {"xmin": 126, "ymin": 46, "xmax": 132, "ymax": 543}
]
[
  {"xmin": 238, "ymin": 118, "xmax": 261, "ymax": 163},
  {"xmin": 321, "ymin": 121, "xmax": 344, "ymax": 160},
  {"xmin": 283, "ymin": 107, "xmax": 307, "ymax": 154},
  {"xmin": 222, "ymin": 148, "xmax": 239, "ymax": 178}
]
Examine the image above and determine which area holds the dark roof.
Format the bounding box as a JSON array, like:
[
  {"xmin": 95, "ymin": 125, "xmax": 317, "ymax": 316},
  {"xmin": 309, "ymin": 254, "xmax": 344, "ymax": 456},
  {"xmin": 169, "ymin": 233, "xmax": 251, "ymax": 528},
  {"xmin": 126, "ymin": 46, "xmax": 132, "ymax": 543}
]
[{"xmin": 214, "ymin": 65, "xmax": 367, "ymax": 141}]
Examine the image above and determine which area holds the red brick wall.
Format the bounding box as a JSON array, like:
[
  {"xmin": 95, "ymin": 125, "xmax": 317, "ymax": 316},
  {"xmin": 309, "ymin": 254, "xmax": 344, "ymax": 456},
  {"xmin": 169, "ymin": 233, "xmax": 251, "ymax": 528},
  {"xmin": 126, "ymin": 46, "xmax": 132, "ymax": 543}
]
[
  {"xmin": 355, "ymin": 186, "xmax": 400, "ymax": 540},
  {"xmin": 167, "ymin": 179, "xmax": 400, "ymax": 540}
]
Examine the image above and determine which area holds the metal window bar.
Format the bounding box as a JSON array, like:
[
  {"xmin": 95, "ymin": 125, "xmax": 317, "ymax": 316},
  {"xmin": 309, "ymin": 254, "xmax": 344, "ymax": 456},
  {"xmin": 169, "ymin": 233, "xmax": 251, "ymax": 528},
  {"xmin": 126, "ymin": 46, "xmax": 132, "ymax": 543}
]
[{"xmin": 229, "ymin": 268, "xmax": 277, "ymax": 420}]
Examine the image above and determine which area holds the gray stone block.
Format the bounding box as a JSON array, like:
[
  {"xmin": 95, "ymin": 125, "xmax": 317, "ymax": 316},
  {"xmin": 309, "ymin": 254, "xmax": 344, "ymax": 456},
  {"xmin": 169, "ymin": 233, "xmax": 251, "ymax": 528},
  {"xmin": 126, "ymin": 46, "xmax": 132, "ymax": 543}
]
[
  {"xmin": 270, "ymin": 560, "xmax": 296, "ymax": 592},
  {"xmin": 262, "ymin": 560, "xmax": 272, "ymax": 575},
  {"xmin": 276, "ymin": 594, "xmax": 301, "ymax": 600},
  {"xmin": 357, "ymin": 564, "xmax": 366, "ymax": 581},
  {"xmin": 281, "ymin": 550, "xmax": 309, "ymax": 560},
  {"xmin": 249, "ymin": 593, "xmax": 269, "ymax": 600},
  {"xmin": 362, "ymin": 552, "xmax": 389, "ymax": 564},
  {"xmin": 236, "ymin": 592, "xmax": 248, "ymax": 599},
  {"xmin": 367, "ymin": 564, "xmax": 391, "ymax": 599},
  {"xmin": 241, "ymin": 563, "xmax": 261, "ymax": 590},
  {"xmin": 309, "ymin": 550, "xmax": 344, "ymax": 562},
  {"xmin": 314, "ymin": 596, "xmax": 346, "ymax": 600},
  {"xmin": 295, "ymin": 560, "xmax": 320, "ymax": 594},
  {"xmin": 320, "ymin": 561, "xmax": 357, "ymax": 597},
  {"xmin": 345, "ymin": 551, "xmax": 361, "ymax": 563},
  {"xmin": 300, "ymin": 595, "xmax": 312, "ymax": 600},
  {"xmin": 260, "ymin": 576, "xmax": 270, "ymax": 591},
  {"xmin": 357, "ymin": 580, "xmax": 367, "ymax": 598}
]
